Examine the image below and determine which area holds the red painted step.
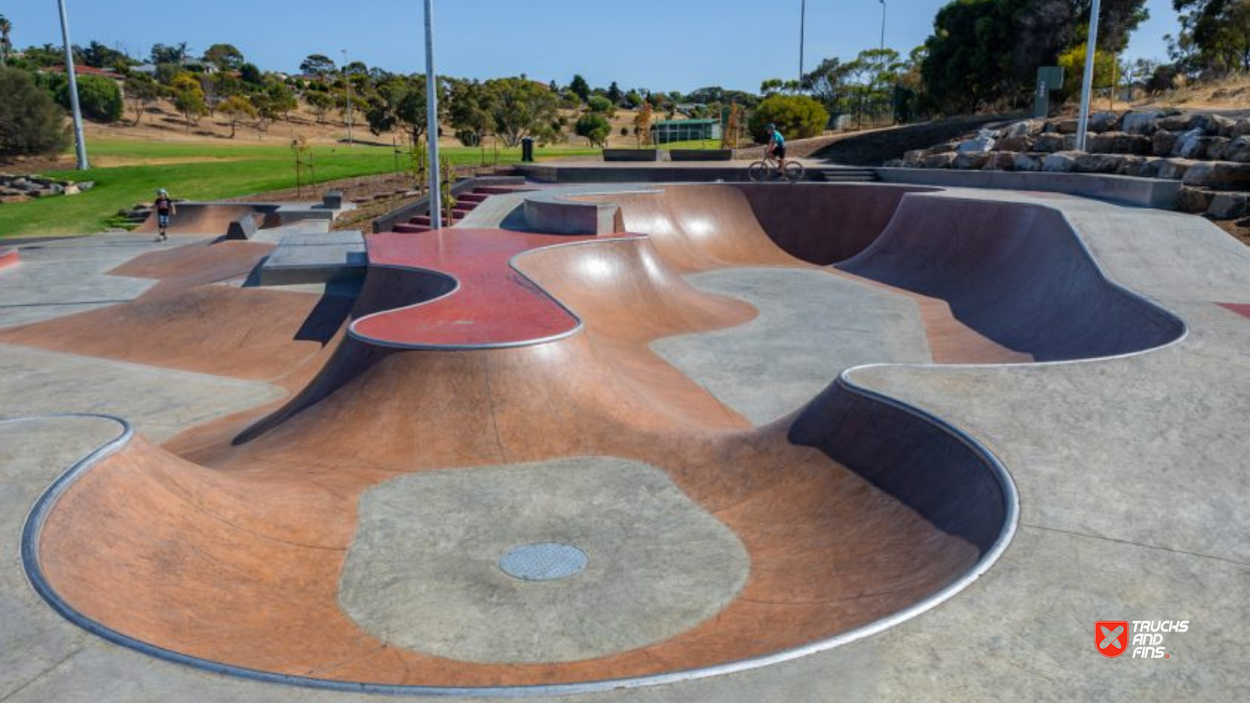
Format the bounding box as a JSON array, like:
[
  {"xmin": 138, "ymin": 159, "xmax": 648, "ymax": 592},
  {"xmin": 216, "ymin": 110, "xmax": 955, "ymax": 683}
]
[{"xmin": 393, "ymin": 224, "xmax": 428, "ymax": 234}]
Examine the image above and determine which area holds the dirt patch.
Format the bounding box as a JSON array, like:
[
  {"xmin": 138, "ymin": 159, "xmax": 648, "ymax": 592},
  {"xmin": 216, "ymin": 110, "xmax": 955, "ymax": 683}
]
[{"xmin": 1214, "ymin": 217, "xmax": 1250, "ymax": 247}]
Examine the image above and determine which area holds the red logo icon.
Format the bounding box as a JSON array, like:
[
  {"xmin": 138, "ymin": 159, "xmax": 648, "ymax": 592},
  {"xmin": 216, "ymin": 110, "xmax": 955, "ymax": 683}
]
[{"xmin": 1097, "ymin": 621, "xmax": 1130, "ymax": 658}]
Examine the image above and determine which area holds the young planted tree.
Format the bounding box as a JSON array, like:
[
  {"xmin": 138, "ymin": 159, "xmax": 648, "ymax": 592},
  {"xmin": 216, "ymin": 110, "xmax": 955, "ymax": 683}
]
[
  {"xmin": 0, "ymin": 67, "xmax": 70, "ymax": 157},
  {"xmin": 721, "ymin": 103, "xmax": 742, "ymax": 150},
  {"xmin": 634, "ymin": 102, "xmax": 653, "ymax": 148},
  {"xmin": 218, "ymin": 95, "xmax": 257, "ymax": 138}
]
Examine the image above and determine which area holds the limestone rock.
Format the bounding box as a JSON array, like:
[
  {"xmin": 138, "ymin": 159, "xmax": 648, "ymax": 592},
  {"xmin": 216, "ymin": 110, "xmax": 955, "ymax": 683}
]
[
  {"xmin": 1034, "ymin": 133, "xmax": 1074, "ymax": 153},
  {"xmin": 903, "ymin": 149, "xmax": 926, "ymax": 165},
  {"xmin": 1156, "ymin": 159, "xmax": 1196, "ymax": 180},
  {"xmin": 1088, "ymin": 132, "xmax": 1152, "ymax": 155},
  {"xmin": 924, "ymin": 142, "xmax": 958, "ymax": 156},
  {"xmin": 1052, "ymin": 118, "xmax": 1080, "ymax": 135},
  {"xmin": 1013, "ymin": 153, "xmax": 1042, "ymax": 172},
  {"xmin": 957, "ymin": 136, "xmax": 996, "ymax": 154},
  {"xmin": 1116, "ymin": 156, "xmax": 1151, "ymax": 177},
  {"xmin": 1043, "ymin": 152, "xmax": 1079, "ymax": 172},
  {"xmin": 1192, "ymin": 114, "xmax": 1235, "ymax": 136},
  {"xmin": 982, "ymin": 152, "xmax": 1016, "ymax": 171},
  {"xmin": 1121, "ymin": 110, "xmax": 1165, "ymax": 135},
  {"xmin": 1003, "ymin": 120, "xmax": 1043, "ymax": 139},
  {"xmin": 1176, "ymin": 187, "xmax": 1213, "ymax": 213},
  {"xmin": 954, "ymin": 151, "xmax": 991, "ymax": 169},
  {"xmin": 1074, "ymin": 153, "xmax": 1127, "ymax": 174},
  {"xmin": 1207, "ymin": 193, "xmax": 1247, "ymax": 220},
  {"xmin": 923, "ymin": 152, "xmax": 957, "ymax": 169},
  {"xmin": 1175, "ymin": 129, "xmax": 1209, "ymax": 158},
  {"xmin": 1153, "ymin": 130, "xmax": 1180, "ymax": 157},
  {"xmin": 1089, "ymin": 111, "xmax": 1121, "ymax": 133},
  {"xmin": 1224, "ymin": 136, "xmax": 1250, "ymax": 163},
  {"xmin": 996, "ymin": 136, "xmax": 1032, "ymax": 152},
  {"xmin": 1205, "ymin": 137, "xmax": 1232, "ymax": 161}
]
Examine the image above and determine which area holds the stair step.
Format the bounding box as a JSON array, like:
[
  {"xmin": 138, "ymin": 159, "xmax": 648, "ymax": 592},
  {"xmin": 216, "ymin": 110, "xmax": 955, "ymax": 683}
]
[
  {"xmin": 474, "ymin": 186, "xmax": 535, "ymax": 195},
  {"xmin": 458, "ymin": 193, "xmax": 489, "ymax": 204},
  {"xmin": 412, "ymin": 215, "xmax": 432, "ymax": 226},
  {"xmin": 393, "ymin": 224, "xmax": 428, "ymax": 234}
]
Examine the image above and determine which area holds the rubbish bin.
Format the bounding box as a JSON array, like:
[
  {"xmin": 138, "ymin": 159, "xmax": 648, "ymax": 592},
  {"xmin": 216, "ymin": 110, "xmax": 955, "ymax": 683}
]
[{"xmin": 521, "ymin": 137, "xmax": 534, "ymax": 163}]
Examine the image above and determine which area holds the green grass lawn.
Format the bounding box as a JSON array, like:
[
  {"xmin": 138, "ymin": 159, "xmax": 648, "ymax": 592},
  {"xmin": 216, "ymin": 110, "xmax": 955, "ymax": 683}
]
[
  {"xmin": 657, "ymin": 139, "xmax": 727, "ymax": 150},
  {"xmin": 0, "ymin": 139, "xmax": 598, "ymax": 238}
]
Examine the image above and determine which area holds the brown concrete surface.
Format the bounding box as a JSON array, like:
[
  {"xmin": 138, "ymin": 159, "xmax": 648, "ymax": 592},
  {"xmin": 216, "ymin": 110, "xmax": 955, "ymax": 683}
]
[
  {"xmin": 24, "ymin": 182, "xmax": 1180, "ymax": 690},
  {"xmin": 136, "ymin": 204, "xmax": 274, "ymax": 236}
]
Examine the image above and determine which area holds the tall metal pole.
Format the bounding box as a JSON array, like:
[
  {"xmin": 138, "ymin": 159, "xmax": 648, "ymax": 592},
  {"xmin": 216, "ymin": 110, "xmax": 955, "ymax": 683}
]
[
  {"xmin": 879, "ymin": 0, "xmax": 887, "ymax": 51},
  {"xmin": 341, "ymin": 49, "xmax": 353, "ymax": 146},
  {"xmin": 56, "ymin": 0, "xmax": 88, "ymax": 170},
  {"xmin": 424, "ymin": 0, "xmax": 442, "ymax": 230},
  {"xmin": 799, "ymin": 0, "xmax": 806, "ymax": 84},
  {"xmin": 1076, "ymin": 0, "xmax": 1101, "ymax": 152}
]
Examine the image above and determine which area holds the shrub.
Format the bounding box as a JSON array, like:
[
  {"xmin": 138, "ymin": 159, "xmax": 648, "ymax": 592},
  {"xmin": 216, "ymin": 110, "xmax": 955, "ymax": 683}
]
[
  {"xmin": 0, "ymin": 67, "xmax": 70, "ymax": 157},
  {"xmin": 47, "ymin": 73, "xmax": 124, "ymax": 123},
  {"xmin": 748, "ymin": 94, "xmax": 828, "ymax": 143},
  {"xmin": 574, "ymin": 113, "xmax": 611, "ymax": 147}
]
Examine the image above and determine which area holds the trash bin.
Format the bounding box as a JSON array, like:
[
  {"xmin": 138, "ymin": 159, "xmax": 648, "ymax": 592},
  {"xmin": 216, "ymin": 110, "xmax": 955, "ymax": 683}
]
[{"xmin": 521, "ymin": 137, "xmax": 534, "ymax": 163}]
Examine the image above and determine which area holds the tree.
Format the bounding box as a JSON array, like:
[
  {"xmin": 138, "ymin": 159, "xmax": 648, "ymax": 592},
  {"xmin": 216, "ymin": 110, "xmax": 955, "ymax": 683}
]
[
  {"xmin": 300, "ymin": 54, "xmax": 336, "ymax": 79},
  {"xmin": 569, "ymin": 74, "xmax": 590, "ymax": 103},
  {"xmin": 0, "ymin": 14, "xmax": 11, "ymax": 68},
  {"xmin": 80, "ymin": 41, "xmax": 129, "ymax": 70},
  {"xmin": 634, "ymin": 103, "xmax": 653, "ymax": 147},
  {"xmin": 264, "ymin": 81, "xmax": 298, "ymax": 121},
  {"xmin": 1057, "ymin": 43, "xmax": 1119, "ymax": 99},
  {"xmin": 306, "ymin": 89, "xmax": 334, "ymax": 123},
  {"xmin": 218, "ymin": 95, "xmax": 257, "ymax": 138},
  {"xmin": 0, "ymin": 67, "xmax": 70, "ymax": 157},
  {"xmin": 365, "ymin": 75, "xmax": 437, "ymax": 143},
  {"xmin": 239, "ymin": 62, "xmax": 263, "ymax": 86},
  {"xmin": 575, "ymin": 113, "xmax": 611, "ymax": 146},
  {"xmin": 484, "ymin": 77, "xmax": 560, "ymax": 146},
  {"xmin": 448, "ymin": 79, "xmax": 496, "ymax": 147},
  {"xmin": 1172, "ymin": 0, "xmax": 1250, "ymax": 72},
  {"xmin": 124, "ymin": 73, "xmax": 161, "ymax": 125},
  {"xmin": 48, "ymin": 73, "xmax": 123, "ymax": 123},
  {"xmin": 587, "ymin": 95, "xmax": 615, "ymax": 117},
  {"xmin": 203, "ymin": 44, "xmax": 245, "ymax": 71},
  {"xmin": 171, "ymin": 73, "xmax": 208, "ymax": 129},
  {"xmin": 607, "ymin": 81, "xmax": 623, "ymax": 104},
  {"xmin": 150, "ymin": 42, "xmax": 189, "ymax": 65},
  {"xmin": 748, "ymin": 94, "xmax": 828, "ymax": 142}
]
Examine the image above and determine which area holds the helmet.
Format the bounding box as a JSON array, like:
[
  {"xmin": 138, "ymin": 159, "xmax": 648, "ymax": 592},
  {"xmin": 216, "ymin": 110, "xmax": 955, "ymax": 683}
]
[
  {"xmin": 157, "ymin": 188, "xmax": 168, "ymax": 195},
  {"xmin": 767, "ymin": 123, "xmax": 776, "ymax": 131}
]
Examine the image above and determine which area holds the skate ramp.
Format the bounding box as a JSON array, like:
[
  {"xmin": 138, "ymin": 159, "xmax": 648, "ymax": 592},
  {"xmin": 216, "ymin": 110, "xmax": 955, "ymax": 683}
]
[{"xmin": 22, "ymin": 182, "xmax": 1188, "ymax": 693}]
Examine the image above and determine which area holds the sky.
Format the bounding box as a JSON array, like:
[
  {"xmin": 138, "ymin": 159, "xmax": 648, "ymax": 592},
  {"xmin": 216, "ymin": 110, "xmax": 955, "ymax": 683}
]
[{"xmin": 1, "ymin": 0, "xmax": 1180, "ymax": 93}]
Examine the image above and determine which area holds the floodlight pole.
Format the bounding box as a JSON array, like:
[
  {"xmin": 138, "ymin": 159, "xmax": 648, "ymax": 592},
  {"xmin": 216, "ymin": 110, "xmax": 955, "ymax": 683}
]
[
  {"xmin": 342, "ymin": 49, "xmax": 353, "ymax": 146},
  {"xmin": 1075, "ymin": 0, "xmax": 1101, "ymax": 152},
  {"xmin": 424, "ymin": 0, "xmax": 442, "ymax": 230},
  {"xmin": 57, "ymin": 0, "xmax": 89, "ymax": 170},
  {"xmin": 879, "ymin": 0, "xmax": 887, "ymax": 51},
  {"xmin": 799, "ymin": 0, "xmax": 806, "ymax": 83}
]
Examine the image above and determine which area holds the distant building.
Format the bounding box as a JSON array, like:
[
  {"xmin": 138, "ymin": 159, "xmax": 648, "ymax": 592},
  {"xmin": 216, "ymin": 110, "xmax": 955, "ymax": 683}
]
[{"xmin": 651, "ymin": 119, "xmax": 722, "ymax": 144}]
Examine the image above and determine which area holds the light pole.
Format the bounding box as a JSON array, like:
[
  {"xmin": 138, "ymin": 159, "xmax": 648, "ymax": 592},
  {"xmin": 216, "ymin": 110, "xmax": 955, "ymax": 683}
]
[
  {"xmin": 341, "ymin": 49, "xmax": 353, "ymax": 146},
  {"xmin": 879, "ymin": 0, "xmax": 887, "ymax": 51},
  {"xmin": 423, "ymin": 0, "xmax": 442, "ymax": 230},
  {"xmin": 799, "ymin": 0, "xmax": 806, "ymax": 84},
  {"xmin": 1075, "ymin": 0, "xmax": 1102, "ymax": 152},
  {"xmin": 56, "ymin": 0, "xmax": 88, "ymax": 170}
]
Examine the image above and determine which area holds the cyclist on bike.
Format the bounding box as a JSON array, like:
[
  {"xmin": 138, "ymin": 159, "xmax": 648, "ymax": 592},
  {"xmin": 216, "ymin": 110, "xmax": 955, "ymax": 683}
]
[{"xmin": 765, "ymin": 123, "xmax": 787, "ymax": 172}]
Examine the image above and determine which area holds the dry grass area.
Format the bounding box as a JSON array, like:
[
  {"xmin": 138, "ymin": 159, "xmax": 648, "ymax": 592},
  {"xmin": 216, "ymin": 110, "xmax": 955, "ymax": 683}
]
[
  {"xmin": 1133, "ymin": 73, "xmax": 1250, "ymax": 113},
  {"xmin": 1215, "ymin": 218, "xmax": 1250, "ymax": 247}
]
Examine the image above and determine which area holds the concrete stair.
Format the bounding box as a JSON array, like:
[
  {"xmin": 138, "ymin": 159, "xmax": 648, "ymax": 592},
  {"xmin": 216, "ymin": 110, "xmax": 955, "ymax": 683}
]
[
  {"xmin": 389, "ymin": 183, "xmax": 538, "ymax": 234},
  {"xmin": 817, "ymin": 168, "xmax": 880, "ymax": 183}
]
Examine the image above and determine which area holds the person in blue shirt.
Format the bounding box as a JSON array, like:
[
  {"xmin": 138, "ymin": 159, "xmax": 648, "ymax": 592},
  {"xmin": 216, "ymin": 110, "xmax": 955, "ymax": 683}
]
[{"xmin": 765, "ymin": 123, "xmax": 787, "ymax": 172}]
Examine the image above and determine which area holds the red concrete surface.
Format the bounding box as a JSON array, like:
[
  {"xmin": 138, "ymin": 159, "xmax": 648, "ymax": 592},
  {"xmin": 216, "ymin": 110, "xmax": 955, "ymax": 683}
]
[
  {"xmin": 0, "ymin": 246, "xmax": 17, "ymax": 269},
  {"xmin": 1219, "ymin": 303, "xmax": 1250, "ymax": 320},
  {"xmin": 351, "ymin": 230, "xmax": 617, "ymax": 348}
]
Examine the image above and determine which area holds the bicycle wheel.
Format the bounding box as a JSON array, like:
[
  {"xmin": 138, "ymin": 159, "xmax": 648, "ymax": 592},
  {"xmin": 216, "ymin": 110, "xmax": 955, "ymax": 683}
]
[
  {"xmin": 747, "ymin": 161, "xmax": 769, "ymax": 183},
  {"xmin": 783, "ymin": 162, "xmax": 806, "ymax": 182}
]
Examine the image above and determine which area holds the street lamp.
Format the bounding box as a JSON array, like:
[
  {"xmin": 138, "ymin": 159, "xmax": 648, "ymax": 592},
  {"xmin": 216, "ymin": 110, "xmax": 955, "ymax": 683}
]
[
  {"xmin": 799, "ymin": 0, "xmax": 806, "ymax": 83},
  {"xmin": 1075, "ymin": 0, "xmax": 1102, "ymax": 152},
  {"xmin": 879, "ymin": 0, "xmax": 887, "ymax": 51},
  {"xmin": 423, "ymin": 0, "xmax": 442, "ymax": 230},
  {"xmin": 341, "ymin": 49, "xmax": 354, "ymax": 146},
  {"xmin": 56, "ymin": 0, "xmax": 88, "ymax": 170}
]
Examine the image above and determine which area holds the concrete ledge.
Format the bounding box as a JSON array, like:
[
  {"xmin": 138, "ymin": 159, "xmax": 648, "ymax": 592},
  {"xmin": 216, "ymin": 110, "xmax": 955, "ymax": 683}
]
[
  {"xmin": 670, "ymin": 149, "xmax": 733, "ymax": 162},
  {"xmin": 224, "ymin": 214, "xmax": 260, "ymax": 241},
  {"xmin": 603, "ymin": 149, "xmax": 662, "ymax": 162},
  {"xmin": 256, "ymin": 231, "xmax": 367, "ymax": 286},
  {"xmin": 523, "ymin": 194, "xmax": 622, "ymax": 235},
  {"xmin": 518, "ymin": 163, "xmax": 755, "ymax": 184},
  {"xmin": 875, "ymin": 168, "xmax": 1181, "ymax": 209}
]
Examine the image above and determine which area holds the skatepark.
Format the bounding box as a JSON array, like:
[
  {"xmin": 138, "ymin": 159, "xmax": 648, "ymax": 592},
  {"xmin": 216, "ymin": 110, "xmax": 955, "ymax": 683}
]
[{"xmin": 1, "ymin": 176, "xmax": 1248, "ymax": 701}]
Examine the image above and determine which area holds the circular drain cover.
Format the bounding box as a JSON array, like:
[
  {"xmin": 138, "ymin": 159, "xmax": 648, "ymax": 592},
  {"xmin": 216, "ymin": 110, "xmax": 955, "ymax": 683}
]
[{"xmin": 499, "ymin": 543, "xmax": 588, "ymax": 582}]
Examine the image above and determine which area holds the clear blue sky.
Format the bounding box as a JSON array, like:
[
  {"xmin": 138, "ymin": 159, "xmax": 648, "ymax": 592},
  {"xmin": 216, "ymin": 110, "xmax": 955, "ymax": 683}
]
[{"xmin": 1, "ymin": 0, "xmax": 1179, "ymax": 92}]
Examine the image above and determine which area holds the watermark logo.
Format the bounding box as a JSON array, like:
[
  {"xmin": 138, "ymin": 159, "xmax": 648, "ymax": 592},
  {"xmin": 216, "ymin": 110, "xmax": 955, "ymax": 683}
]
[
  {"xmin": 1096, "ymin": 620, "xmax": 1187, "ymax": 659},
  {"xmin": 1096, "ymin": 621, "xmax": 1129, "ymax": 658}
]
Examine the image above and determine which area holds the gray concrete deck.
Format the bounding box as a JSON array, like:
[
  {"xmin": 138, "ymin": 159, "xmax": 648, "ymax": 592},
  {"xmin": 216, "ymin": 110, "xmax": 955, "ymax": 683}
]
[{"xmin": 0, "ymin": 185, "xmax": 1246, "ymax": 701}]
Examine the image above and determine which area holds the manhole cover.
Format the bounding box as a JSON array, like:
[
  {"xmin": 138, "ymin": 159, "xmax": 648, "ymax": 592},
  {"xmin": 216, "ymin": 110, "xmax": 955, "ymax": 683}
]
[{"xmin": 498, "ymin": 543, "xmax": 588, "ymax": 582}]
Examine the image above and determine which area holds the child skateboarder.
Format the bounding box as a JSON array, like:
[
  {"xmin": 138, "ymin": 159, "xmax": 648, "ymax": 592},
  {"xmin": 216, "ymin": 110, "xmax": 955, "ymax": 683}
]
[{"xmin": 154, "ymin": 188, "xmax": 176, "ymax": 242}]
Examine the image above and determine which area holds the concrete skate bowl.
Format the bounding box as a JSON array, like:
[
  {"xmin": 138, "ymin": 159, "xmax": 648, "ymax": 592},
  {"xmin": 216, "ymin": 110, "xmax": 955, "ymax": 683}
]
[{"xmin": 20, "ymin": 183, "xmax": 1184, "ymax": 695}]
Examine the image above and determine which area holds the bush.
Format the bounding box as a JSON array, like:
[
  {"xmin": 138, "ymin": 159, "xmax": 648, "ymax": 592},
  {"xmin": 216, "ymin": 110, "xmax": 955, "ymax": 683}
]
[
  {"xmin": 574, "ymin": 113, "xmax": 611, "ymax": 147},
  {"xmin": 0, "ymin": 67, "xmax": 70, "ymax": 157},
  {"xmin": 747, "ymin": 94, "xmax": 829, "ymax": 143},
  {"xmin": 44, "ymin": 72, "xmax": 124, "ymax": 123}
]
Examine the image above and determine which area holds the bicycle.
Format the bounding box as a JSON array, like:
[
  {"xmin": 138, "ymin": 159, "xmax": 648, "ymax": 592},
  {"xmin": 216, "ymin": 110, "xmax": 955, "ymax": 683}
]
[{"xmin": 747, "ymin": 155, "xmax": 805, "ymax": 183}]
